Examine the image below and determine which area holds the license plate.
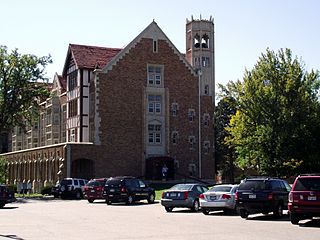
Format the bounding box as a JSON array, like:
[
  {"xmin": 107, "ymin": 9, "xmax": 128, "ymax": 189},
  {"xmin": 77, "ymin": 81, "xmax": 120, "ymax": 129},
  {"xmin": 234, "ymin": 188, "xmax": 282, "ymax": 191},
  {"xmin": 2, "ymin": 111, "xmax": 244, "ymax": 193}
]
[
  {"xmin": 91, "ymin": 190, "xmax": 95, "ymax": 193},
  {"xmin": 308, "ymin": 196, "xmax": 317, "ymax": 201},
  {"xmin": 210, "ymin": 196, "xmax": 216, "ymax": 201},
  {"xmin": 249, "ymin": 194, "xmax": 256, "ymax": 199},
  {"xmin": 170, "ymin": 193, "xmax": 177, "ymax": 197},
  {"xmin": 110, "ymin": 189, "xmax": 115, "ymax": 192}
]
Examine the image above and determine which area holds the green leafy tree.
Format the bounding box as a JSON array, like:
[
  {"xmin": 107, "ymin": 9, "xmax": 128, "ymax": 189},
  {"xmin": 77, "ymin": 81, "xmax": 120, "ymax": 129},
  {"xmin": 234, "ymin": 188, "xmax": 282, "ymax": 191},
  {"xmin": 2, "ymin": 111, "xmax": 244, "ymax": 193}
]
[
  {"xmin": 225, "ymin": 48, "xmax": 320, "ymax": 177},
  {"xmin": 0, "ymin": 45, "xmax": 52, "ymax": 141},
  {"xmin": 214, "ymin": 84, "xmax": 238, "ymax": 182},
  {"xmin": 0, "ymin": 156, "xmax": 7, "ymax": 183}
]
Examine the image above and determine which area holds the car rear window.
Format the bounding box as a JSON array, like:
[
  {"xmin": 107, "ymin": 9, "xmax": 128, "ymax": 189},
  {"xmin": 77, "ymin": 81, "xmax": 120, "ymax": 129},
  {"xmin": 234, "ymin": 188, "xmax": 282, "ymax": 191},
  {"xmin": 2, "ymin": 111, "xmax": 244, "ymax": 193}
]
[
  {"xmin": 87, "ymin": 180, "xmax": 100, "ymax": 187},
  {"xmin": 238, "ymin": 180, "xmax": 269, "ymax": 191},
  {"xmin": 294, "ymin": 178, "xmax": 320, "ymax": 191},
  {"xmin": 170, "ymin": 184, "xmax": 193, "ymax": 191},
  {"xmin": 106, "ymin": 179, "xmax": 123, "ymax": 186},
  {"xmin": 209, "ymin": 186, "xmax": 232, "ymax": 192}
]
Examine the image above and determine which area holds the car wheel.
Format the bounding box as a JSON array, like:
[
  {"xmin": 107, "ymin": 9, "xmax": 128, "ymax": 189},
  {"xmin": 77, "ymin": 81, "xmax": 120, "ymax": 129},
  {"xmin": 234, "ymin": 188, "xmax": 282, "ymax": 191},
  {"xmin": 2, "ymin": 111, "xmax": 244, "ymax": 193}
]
[
  {"xmin": 290, "ymin": 213, "xmax": 300, "ymax": 225},
  {"xmin": 127, "ymin": 195, "xmax": 134, "ymax": 204},
  {"xmin": 202, "ymin": 209, "xmax": 210, "ymax": 215},
  {"xmin": 88, "ymin": 199, "xmax": 94, "ymax": 203},
  {"xmin": 165, "ymin": 207, "xmax": 173, "ymax": 212},
  {"xmin": 239, "ymin": 209, "xmax": 248, "ymax": 219},
  {"xmin": 106, "ymin": 199, "xmax": 112, "ymax": 205},
  {"xmin": 191, "ymin": 199, "xmax": 200, "ymax": 212},
  {"xmin": 75, "ymin": 191, "xmax": 82, "ymax": 200},
  {"xmin": 147, "ymin": 193, "xmax": 155, "ymax": 204},
  {"xmin": 273, "ymin": 204, "xmax": 283, "ymax": 218},
  {"xmin": 0, "ymin": 203, "xmax": 5, "ymax": 209}
]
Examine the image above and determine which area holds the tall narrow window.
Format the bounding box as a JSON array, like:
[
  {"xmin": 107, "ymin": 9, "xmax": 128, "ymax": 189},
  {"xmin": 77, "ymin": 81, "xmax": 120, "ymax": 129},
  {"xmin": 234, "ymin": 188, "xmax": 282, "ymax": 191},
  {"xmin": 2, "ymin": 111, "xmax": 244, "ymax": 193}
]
[
  {"xmin": 204, "ymin": 85, "xmax": 209, "ymax": 95},
  {"xmin": 188, "ymin": 109, "xmax": 195, "ymax": 122},
  {"xmin": 148, "ymin": 66, "xmax": 162, "ymax": 86},
  {"xmin": 171, "ymin": 131, "xmax": 179, "ymax": 144},
  {"xmin": 68, "ymin": 70, "xmax": 78, "ymax": 91},
  {"xmin": 203, "ymin": 141, "xmax": 210, "ymax": 154},
  {"xmin": 188, "ymin": 136, "xmax": 196, "ymax": 149},
  {"xmin": 153, "ymin": 40, "xmax": 158, "ymax": 53},
  {"xmin": 203, "ymin": 113, "xmax": 210, "ymax": 127},
  {"xmin": 171, "ymin": 103, "xmax": 179, "ymax": 116},
  {"xmin": 148, "ymin": 95, "xmax": 161, "ymax": 114},
  {"xmin": 68, "ymin": 99, "xmax": 78, "ymax": 117},
  {"xmin": 148, "ymin": 124, "xmax": 161, "ymax": 144}
]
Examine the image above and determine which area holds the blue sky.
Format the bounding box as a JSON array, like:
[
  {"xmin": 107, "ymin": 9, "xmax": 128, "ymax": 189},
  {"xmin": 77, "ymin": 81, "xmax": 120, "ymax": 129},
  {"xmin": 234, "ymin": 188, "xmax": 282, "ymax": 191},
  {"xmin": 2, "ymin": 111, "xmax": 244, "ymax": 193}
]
[{"xmin": 1, "ymin": 0, "xmax": 319, "ymax": 88}]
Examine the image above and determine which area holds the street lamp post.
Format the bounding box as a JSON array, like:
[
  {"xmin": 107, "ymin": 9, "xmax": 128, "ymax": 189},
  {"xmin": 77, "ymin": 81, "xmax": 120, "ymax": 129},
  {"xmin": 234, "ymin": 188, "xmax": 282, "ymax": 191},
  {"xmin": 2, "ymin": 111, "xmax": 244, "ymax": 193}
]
[{"xmin": 197, "ymin": 69, "xmax": 202, "ymax": 179}]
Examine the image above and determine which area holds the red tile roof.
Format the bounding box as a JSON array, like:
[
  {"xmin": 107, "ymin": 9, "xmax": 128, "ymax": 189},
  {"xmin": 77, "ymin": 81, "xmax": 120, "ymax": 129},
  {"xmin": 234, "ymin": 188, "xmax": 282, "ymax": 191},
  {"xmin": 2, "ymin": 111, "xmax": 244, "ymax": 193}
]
[{"xmin": 69, "ymin": 44, "xmax": 122, "ymax": 70}]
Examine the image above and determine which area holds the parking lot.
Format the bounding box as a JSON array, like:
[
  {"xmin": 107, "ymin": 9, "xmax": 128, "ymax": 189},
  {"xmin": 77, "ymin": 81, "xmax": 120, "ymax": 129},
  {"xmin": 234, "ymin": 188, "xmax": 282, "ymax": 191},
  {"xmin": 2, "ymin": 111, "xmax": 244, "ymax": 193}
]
[{"xmin": 0, "ymin": 198, "xmax": 319, "ymax": 240}]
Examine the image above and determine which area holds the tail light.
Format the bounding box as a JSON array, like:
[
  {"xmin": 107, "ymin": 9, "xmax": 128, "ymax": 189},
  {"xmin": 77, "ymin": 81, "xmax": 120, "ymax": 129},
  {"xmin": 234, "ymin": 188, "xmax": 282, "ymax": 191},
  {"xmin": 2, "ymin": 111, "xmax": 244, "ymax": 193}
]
[
  {"xmin": 199, "ymin": 194, "xmax": 204, "ymax": 199},
  {"xmin": 183, "ymin": 191, "xmax": 189, "ymax": 199},
  {"xmin": 162, "ymin": 192, "xmax": 165, "ymax": 198},
  {"xmin": 288, "ymin": 192, "xmax": 293, "ymax": 202},
  {"xmin": 222, "ymin": 194, "xmax": 231, "ymax": 199},
  {"xmin": 121, "ymin": 187, "xmax": 127, "ymax": 193},
  {"xmin": 235, "ymin": 192, "xmax": 238, "ymax": 201},
  {"xmin": 268, "ymin": 193, "xmax": 273, "ymax": 200},
  {"xmin": 96, "ymin": 186, "xmax": 102, "ymax": 191}
]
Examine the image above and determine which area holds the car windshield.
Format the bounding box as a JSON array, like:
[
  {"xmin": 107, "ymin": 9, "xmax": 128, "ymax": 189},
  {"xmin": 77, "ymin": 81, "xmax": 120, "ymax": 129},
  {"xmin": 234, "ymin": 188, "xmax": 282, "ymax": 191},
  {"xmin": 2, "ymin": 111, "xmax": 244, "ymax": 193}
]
[
  {"xmin": 209, "ymin": 186, "xmax": 232, "ymax": 192},
  {"xmin": 170, "ymin": 184, "xmax": 193, "ymax": 191},
  {"xmin": 60, "ymin": 179, "xmax": 72, "ymax": 185},
  {"xmin": 238, "ymin": 180, "xmax": 268, "ymax": 191},
  {"xmin": 294, "ymin": 178, "xmax": 320, "ymax": 191}
]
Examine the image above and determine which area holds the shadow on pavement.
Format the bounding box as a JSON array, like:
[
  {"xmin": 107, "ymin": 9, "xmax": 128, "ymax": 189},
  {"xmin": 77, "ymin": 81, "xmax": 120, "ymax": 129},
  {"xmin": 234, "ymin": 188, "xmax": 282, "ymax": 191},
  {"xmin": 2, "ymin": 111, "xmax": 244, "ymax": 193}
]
[
  {"xmin": 0, "ymin": 234, "xmax": 25, "ymax": 240},
  {"xmin": 246, "ymin": 213, "xmax": 290, "ymax": 222},
  {"xmin": 299, "ymin": 219, "xmax": 320, "ymax": 228}
]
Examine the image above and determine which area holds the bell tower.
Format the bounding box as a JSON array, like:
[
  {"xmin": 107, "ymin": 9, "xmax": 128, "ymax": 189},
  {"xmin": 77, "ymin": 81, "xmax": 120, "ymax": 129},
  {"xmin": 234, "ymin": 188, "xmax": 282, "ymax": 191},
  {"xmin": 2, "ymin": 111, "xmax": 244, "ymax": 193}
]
[{"xmin": 186, "ymin": 15, "xmax": 215, "ymax": 101}]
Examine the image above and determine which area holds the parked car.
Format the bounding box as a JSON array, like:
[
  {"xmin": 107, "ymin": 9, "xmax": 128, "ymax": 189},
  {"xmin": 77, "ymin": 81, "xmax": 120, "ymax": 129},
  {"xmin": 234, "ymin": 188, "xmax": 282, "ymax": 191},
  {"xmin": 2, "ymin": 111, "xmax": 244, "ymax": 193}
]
[
  {"xmin": 52, "ymin": 178, "xmax": 88, "ymax": 199},
  {"xmin": 236, "ymin": 177, "xmax": 291, "ymax": 219},
  {"xmin": 161, "ymin": 183, "xmax": 208, "ymax": 212},
  {"xmin": 200, "ymin": 184, "xmax": 238, "ymax": 215},
  {"xmin": 0, "ymin": 185, "xmax": 16, "ymax": 208},
  {"xmin": 288, "ymin": 174, "xmax": 320, "ymax": 225},
  {"xmin": 83, "ymin": 178, "xmax": 109, "ymax": 203},
  {"xmin": 103, "ymin": 176, "xmax": 155, "ymax": 205}
]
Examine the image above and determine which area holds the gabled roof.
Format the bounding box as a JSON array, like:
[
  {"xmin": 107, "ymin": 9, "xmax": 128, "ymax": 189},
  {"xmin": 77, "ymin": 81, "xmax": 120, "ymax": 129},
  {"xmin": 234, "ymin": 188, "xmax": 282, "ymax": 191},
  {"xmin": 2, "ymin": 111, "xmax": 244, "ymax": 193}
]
[
  {"xmin": 100, "ymin": 21, "xmax": 196, "ymax": 76},
  {"xmin": 62, "ymin": 44, "xmax": 122, "ymax": 75}
]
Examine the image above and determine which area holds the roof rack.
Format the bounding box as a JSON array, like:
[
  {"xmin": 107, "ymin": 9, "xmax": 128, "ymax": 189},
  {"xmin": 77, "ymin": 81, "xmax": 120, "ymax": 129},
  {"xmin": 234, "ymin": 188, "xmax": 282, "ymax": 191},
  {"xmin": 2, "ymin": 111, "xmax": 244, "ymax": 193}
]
[{"xmin": 299, "ymin": 173, "xmax": 320, "ymax": 176}]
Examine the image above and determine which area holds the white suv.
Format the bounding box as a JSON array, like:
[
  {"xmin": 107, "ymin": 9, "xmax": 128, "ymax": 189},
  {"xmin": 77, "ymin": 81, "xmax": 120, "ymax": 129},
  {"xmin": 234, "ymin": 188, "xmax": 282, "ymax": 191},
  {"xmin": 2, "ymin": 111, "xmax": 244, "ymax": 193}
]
[{"xmin": 53, "ymin": 178, "xmax": 88, "ymax": 199}]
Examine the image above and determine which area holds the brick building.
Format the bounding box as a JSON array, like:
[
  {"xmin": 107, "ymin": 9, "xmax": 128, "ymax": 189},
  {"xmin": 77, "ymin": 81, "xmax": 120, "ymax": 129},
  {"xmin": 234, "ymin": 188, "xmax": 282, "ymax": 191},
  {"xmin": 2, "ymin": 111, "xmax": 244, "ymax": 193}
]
[{"xmin": 1, "ymin": 17, "xmax": 216, "ymax": 191}]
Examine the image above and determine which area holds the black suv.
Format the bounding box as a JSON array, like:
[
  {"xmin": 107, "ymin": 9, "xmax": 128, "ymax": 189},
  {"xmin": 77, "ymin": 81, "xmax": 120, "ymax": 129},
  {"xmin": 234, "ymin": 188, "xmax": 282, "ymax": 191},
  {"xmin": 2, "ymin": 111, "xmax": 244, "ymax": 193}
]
[
  {"xmin": 236, "ymin": 177, "xmax": 291, "ymax": 218},
  {"xmin": 288, "ymin": 174, "xmax": 320, "ymax": 224},
  {"xmin": 103, "ymin": 176, "xmax": 155, "ymax": 205},
  {"xmin": 0, "ymin": 185, "xmax": 15, "ymax": 208}
]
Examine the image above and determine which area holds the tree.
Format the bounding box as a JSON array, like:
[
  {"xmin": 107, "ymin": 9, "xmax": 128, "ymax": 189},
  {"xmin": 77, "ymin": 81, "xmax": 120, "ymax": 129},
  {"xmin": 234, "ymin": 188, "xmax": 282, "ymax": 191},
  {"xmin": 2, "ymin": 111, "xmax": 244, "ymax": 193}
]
[
  {"xmin": 225, "ymin": 48, "xmax": 320, "ymax": 177},
  {"xmin": 214, "ymin": 84, "xmax": 238, "ymax": 182},
  {"xmin": 0, "ymin": 46, "xmax": 52, "ymax": 150},
  {"xmin": 0, "ymin": 156, "xmax": 7, "ymax": 183}
]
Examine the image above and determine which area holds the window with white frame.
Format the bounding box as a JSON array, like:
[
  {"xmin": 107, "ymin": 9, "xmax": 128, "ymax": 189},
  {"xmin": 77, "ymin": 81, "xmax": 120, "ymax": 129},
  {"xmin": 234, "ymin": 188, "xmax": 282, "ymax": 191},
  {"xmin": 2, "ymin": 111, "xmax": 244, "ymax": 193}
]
[
  {"xmin": 188, "ymin": 109, "xmax": 195, "ymax": 122},
  {"xmin": 148, "ymin": 66, "xmax": 162, "ymax": 86},
  {"xmin": 148, "ymin": 95, "xmax": 161, "ymax": 114},
  {"xmin": 70, "ymin": 129, "xmax": 75, "ymax": 142},
  {"xmin": 171, "ymin": 131, "xmax": 179, "ymax": 144},
  {"xmin": 188, "ymin": 135, "xmax": 196, "ymax": 149},
  {"xmin": 148, "ymin": 124, "xmax": 161, "ymax": 144},
  {"xmin": 203, "ymin": 113, "xmax": 210, "ymax": 127},
  {"xmin": 171, "ymin": 102, "xmax": 179, "ymax": 116}
]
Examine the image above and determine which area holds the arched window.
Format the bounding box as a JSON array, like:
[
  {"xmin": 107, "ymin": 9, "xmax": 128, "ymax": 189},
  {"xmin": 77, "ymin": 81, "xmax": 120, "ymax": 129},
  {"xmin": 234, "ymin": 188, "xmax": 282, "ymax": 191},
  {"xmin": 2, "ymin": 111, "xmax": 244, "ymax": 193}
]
[
  {"xmin": 201, "ymin": 34, "xmax": 209, "ymax": 48},
  {"xmin": 194, "ymin": 34, "xmax": 200, "ymax": 48}
]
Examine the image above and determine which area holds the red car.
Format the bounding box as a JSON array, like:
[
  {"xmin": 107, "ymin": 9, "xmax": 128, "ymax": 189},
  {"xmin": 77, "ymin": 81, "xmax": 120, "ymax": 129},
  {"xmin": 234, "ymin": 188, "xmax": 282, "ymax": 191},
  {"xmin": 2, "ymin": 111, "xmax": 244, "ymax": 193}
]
[
  {"xmin": 288, "ymin": 174, "xmax": 320, "ymax": 224},
  {"xmin": 83, "ymin": 178, "xmax": 108, "ymax": 203}
]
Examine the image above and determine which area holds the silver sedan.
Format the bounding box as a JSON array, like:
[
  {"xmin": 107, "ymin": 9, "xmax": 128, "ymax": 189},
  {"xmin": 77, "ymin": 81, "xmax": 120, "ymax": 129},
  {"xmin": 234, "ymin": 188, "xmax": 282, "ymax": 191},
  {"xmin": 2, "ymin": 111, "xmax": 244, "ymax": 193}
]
[{"xmin": 199, "ymin": 184, "xmax": 239, "ymax": 215}]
